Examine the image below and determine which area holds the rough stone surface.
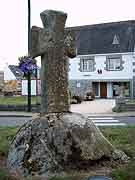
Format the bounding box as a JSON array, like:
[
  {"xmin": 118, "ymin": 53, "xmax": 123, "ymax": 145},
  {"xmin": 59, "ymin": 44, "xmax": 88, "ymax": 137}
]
[
  {"xmin": 112, "ymin": 149, "xmax": 130, "ymax": 161},
  {"xmin": 7, "ymin": 112, "xmax": 117, "ymax": 177},
  {"xmin": 69, "ymin": 79, "xmax": 92, "ymax": 97},
  {"xmin": 30, "ymin": 10, "xmax": 76, "ymax": 114}
]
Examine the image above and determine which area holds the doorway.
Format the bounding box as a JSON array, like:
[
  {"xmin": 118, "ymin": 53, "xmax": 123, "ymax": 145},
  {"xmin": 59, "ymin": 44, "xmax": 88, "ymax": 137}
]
[{"xmin": 100, "ymin": 82, "xmax": 107, "ymax": 98}]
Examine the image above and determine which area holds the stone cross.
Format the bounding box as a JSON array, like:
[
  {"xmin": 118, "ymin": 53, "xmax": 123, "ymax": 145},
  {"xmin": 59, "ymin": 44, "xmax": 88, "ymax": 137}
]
[{"xmin": 30, "ymin": 10, "xmax": 76, "ymax": 114}]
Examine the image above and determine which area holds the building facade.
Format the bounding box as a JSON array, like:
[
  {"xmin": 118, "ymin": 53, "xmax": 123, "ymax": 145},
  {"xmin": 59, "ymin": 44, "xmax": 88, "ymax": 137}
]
[
  {"xmin": 4, "ymin": 64, "xmax": 41, "ymax": 96},
  {"xmin": 68, "ymin": 20, "xmax": 135, "ymax": 98},
  {"xmin": 4, "ymin": 64, "xmax": 23, "ymax": 95}
]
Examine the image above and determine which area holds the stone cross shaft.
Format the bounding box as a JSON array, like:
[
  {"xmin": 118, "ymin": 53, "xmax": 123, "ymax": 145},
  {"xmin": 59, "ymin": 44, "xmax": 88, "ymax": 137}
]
[{"xmin": 30, "ymin": 10, "xmax": 76, "ymax": 114}]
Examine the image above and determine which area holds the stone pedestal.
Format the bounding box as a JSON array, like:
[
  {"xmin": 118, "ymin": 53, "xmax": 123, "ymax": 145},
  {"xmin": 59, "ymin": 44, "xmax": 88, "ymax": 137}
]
[{"xmin": 7, "ymin": 113, "xmax": 128, "ymax": 177}]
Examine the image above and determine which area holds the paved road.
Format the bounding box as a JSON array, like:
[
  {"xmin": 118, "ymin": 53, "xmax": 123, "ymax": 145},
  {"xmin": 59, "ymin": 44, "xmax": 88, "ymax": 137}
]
[
  {"xmin": 0, "ymin": 116, "xmax": 135, "ymax": 127},
  {"xmin": 0, "ymin": 116, "xmax": 32, "ymax": 126},
  {"xmin": 88, "ymin": 116, "xmax": 135, "ymax": 126}
]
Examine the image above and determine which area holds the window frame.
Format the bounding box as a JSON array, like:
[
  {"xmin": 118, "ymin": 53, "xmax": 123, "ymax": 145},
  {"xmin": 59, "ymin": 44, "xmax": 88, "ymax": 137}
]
[
  {"xmin": 80, "ymin": 56, "xmax": 95, "ymax": 72},
  {"xmin": 106, "ymin": 55, "xmax": 123, "ymax": 71}
]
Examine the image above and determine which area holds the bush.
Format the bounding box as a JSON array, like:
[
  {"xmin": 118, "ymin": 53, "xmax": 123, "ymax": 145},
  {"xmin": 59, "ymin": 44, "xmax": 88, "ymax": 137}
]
[
  {"xmin": 112, "ymin": 106, "xmax": 122, "ymax": 112},
  {"xmin": 71, "ymin": 95, "xmax": 82, "ymax": 104},
  {"xmin": 84, "ymin": 91, "xmax": 95, "ymax": 101}
]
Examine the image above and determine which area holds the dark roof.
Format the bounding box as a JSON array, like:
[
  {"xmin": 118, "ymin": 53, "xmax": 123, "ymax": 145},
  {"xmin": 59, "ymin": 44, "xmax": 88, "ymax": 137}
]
[
  {"xmin": 8, "ymin": 65, "xmax": 24, "ymax": 80},
  {"xmin": 66, "ymin": 20, "xmax": 135, "ymax": 55}
]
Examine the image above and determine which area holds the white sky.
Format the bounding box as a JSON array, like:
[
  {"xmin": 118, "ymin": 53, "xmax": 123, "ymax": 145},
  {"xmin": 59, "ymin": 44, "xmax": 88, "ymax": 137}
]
[{"xmin": 0, "ymin": 0, "xmax": 135, "ymax": 70}]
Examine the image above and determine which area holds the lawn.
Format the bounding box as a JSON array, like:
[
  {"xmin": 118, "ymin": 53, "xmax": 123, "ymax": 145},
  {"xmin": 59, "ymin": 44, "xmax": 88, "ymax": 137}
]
[
  {"xmin": 0, "ymin": 96, "xmax": 41, "ymax": 105},
  {"xmin": 0, "ymin": 126, "xmax": 135, "ymax": 180}
]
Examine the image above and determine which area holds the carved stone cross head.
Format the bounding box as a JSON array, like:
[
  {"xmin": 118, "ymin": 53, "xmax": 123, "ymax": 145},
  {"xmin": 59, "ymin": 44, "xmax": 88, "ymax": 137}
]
[{"xmin": 30, "ymin": 10, "xmax": 76, "ymax": 114}]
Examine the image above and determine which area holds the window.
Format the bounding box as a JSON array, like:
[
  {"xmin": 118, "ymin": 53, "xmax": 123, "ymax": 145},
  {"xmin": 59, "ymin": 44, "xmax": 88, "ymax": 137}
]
[
  {"xmin": 112, "ymin": 82, "xmax": 130, "ymax": 97},
  {"xmin": 106, "ymin": 56, "xmax": 122, "ymax": 71},
  {"xmin": 80, "ymin": 56, "xmax": 95, "ymax": 72},
  {"xmin": 112, "ymin": 34, "xmax": 120, "ymax": 45}
]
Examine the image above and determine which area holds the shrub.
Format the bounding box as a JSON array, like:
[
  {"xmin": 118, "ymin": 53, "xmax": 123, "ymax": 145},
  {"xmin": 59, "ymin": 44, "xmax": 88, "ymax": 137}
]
[
  {"xmin": 112, "ymin": 106, "xmax": 122, "ymax": 112},
  {"xmin": 84, "ymin": 91, "xmax": 95, "ymax": 101},
  {"xmin": 71, "ymin": 95, "xmax": 82, "ymax": 104}
]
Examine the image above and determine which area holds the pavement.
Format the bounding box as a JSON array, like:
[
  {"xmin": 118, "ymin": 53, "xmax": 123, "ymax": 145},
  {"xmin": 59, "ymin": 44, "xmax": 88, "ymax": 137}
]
[
  {"xmin": 71, "ymin": 99, "xmax": 135, "ymax": 117},
  {"xmin": 0, "ymin": 111, "xmax": 33, "ymax": 117},
  {"xmin": 71, "ymin": 99, "xmax": 116, "ymax": 114},
  {"xmin": 0, "ymin": 99, "xmax": 134, "ymax": 117}
]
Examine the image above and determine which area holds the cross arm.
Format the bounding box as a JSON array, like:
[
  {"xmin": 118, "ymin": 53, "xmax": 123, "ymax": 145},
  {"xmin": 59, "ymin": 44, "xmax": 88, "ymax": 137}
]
[
  {"xmin": 64, "ymin": 30, "xmax": 77, "ymax": 59},
  {"xmin": 30, "ymin": 26, "xmax": 53, "ymax": 58}
]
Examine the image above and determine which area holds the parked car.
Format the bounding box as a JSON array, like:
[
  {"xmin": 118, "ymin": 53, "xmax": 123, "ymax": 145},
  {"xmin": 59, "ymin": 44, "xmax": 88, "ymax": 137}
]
[
  {"xmin": 84, "ymin": 91, "xmax": 95, "ymax": 101},
  {"xmin": 70, "ymin": 95, "xmax": 82, "ymax": 104}
]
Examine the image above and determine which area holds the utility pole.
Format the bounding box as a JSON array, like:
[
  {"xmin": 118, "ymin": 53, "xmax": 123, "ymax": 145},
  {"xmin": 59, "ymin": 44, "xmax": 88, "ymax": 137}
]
[{"xmin": 28, "ymin": 0, "xmax": 31, "ymax": 112}]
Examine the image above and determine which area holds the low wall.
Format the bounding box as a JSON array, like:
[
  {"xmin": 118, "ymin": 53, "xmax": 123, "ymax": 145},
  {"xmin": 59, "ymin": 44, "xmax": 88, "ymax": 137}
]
[
  {"xmin": 69, "ymin": 80, "xmax": 92, "ymax": 97},
  {"xmin": 0, "ymin": 104, "xmax": 41, "ymax": 112},
  {"xmin": 115, "ymin": 98, "xmax": 135, "ymax": 112}
]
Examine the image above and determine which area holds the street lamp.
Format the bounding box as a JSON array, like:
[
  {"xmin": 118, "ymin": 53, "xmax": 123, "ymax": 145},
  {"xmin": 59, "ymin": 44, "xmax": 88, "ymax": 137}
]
[{"xmin": 28, "ymin": 0, "xmax": 31, "ymax": 112}]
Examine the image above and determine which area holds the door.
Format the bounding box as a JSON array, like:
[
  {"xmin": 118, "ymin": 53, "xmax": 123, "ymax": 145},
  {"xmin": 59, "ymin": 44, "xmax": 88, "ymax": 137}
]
[{"xmin": 100, "ymin": 82, "xmax": 107, "ymax": 98}]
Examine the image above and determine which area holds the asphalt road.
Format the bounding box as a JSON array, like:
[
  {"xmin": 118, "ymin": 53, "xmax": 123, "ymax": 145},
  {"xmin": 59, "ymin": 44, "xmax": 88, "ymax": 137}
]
[
  {"xmin": 0, "ymin": 116, "xmax": 32, "ymax": 126},
  {"xmin": 88, "ymin": 116, "xmax": 135, "ymax": 126},
  {"xmin": 0, "ymin": 116, "xmax": 135, "ymax": 126}
]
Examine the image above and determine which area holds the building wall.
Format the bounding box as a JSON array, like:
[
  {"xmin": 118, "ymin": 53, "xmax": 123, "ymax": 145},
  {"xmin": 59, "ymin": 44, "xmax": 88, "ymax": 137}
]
[
  {"xmin": 132, "ymin": 54, "xmax": 135, "ymax": 97},
  {"xmin": 69, "ymin": 52, "xmax": 133, "ymax": 98},
  {"xmin": 69, "ymin": 80, "xmax": 92, "ymax": 97},
  {"xmin": 107, "ymin": 82, "xmax": 113, "ymax": 98},
  {"xmin": 0, "ymin": 71, "xmax": 4, "ymax": 91},
  {"xmin": 133, "ymin": 76, "xmax": 135, "ymax": 97},
  {"xmin": 22, "ymin": 79, "xmax": 41, "ymax": 96},
  {"xmin": 4, "ymin": 64, "xmax": 16, "ymax": 80},
  {"xmin": 69, "ymin": 53, "xmax": 133, "ymax": 80}
]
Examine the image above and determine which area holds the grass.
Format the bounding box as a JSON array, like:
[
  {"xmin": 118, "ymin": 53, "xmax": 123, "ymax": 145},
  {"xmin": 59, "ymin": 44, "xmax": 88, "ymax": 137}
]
[
  {"xmin": 1, "ymin": 126, "xmax": 135, "ymax": 179},
  {"xmin": 112, "ymin": 160, "xmax": 135, "ymax": 180},
  {"xmin": 101, "ymin": 126, "xmax": 135, "ymax": 158},
  {"xmin": 0, "ymin": 167, "xmax": 10, "ymax": 180},
  {"xmin": 0, "ymin": 96, "xmax": 41, "ymax": 105},
  {"xmin": 0, "ymin": 96, "xmax": 78, "ymax": 105},
  {"xmin": 0, "ymin": 126, "xmax": 18, "ymax": 156}
]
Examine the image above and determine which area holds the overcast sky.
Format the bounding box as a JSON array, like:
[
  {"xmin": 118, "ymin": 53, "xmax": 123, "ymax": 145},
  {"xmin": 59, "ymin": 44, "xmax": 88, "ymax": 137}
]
[{"xmin": 0, "ymin": 0, "xmax": 135, "ymax": 70}]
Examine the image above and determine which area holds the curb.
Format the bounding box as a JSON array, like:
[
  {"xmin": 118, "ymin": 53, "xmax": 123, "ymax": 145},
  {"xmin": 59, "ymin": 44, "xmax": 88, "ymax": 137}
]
[
  {"xmin": 0, "ymin": 112, "xmax": 135, "ymax": 118},
  {"xmin": 86, "ymin": 114, "xmax": 135, "ymax": 117},
  {"xmin": 0, "ymin": 115, "xmax": 32, "ymax": 118}
]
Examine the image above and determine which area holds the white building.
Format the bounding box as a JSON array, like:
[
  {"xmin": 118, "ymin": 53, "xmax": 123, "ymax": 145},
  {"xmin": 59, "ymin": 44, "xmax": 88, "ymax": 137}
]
[
  {"xmin": 21, "ymin": 79, "xmax": 41, "ymax": 96},
  {"xmin": 68, "ymin": 20, "xmax": 135, "ymax": 98},
  {"xmin": 4, "ymin": 64, "xmax": 41, "ymax": 96}
]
